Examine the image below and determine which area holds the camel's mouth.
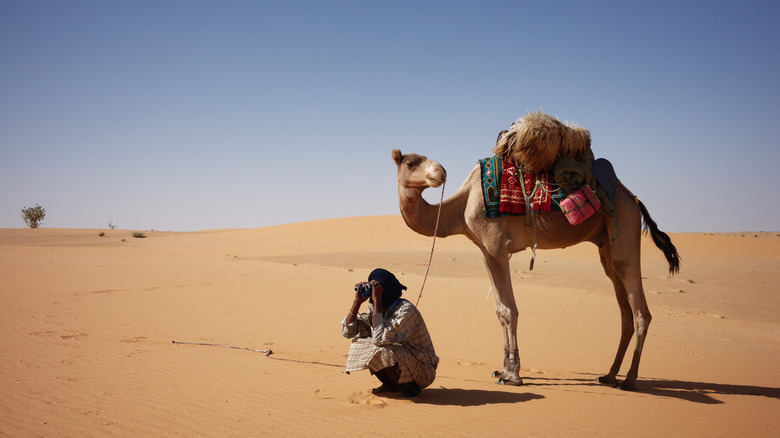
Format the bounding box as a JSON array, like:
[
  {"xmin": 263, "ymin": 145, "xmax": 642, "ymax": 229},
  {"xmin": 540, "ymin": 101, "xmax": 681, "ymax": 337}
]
[
  {"xmin": 426, "ymin": 176, "xmax": 444, "ymax": 188},
  {"xmin": 426, "ymin": 166, "xmax": 446, "ymax": 187}
]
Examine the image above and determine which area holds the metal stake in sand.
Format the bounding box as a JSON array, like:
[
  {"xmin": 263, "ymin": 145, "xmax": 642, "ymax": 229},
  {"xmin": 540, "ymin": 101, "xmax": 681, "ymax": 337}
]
[{"xmin": 415, "ymin": 181, "xmax": 445, "ymax": 307}]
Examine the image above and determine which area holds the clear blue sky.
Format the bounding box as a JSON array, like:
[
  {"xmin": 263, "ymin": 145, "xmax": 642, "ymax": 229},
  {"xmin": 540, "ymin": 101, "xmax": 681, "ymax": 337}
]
[{"xmin": 2, "ymin": 0, "xmax": 778, "ymax": 232}]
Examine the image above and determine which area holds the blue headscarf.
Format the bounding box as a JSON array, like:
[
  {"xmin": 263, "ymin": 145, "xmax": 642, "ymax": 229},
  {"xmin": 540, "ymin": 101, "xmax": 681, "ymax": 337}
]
[{"xmin": 368, "ymin": 268, "xmax": 406, "ymax": 310}]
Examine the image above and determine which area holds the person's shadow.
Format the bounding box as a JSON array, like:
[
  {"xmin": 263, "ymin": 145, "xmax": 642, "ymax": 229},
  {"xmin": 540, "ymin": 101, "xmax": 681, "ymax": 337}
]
[{"xmin": 414, "ymin": 387, "xmax": 545, "ymax": 406}]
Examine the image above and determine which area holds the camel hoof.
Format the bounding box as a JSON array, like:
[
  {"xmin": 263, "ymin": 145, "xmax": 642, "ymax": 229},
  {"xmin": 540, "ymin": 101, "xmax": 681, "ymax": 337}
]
[
  {"xmin": 597, "ymin": 375, "xmax": 617, "ymax": 385},
  {"xmin": 599, "ymin": 375, "xmax": 637, "ymax": 390},
  {"xmin": 491, "ymin": 370, "xmax": 504, "ymax": 379},
  {"xmin": 497, "ymin": 378, "xmax": 523, "ymax": 386}
]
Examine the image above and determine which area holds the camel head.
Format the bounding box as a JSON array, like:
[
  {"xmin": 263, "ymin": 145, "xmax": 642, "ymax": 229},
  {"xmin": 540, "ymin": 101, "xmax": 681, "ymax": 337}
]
[{"xmin": 392, "ymin": 149, "xmax": 447, "ymax": 190}]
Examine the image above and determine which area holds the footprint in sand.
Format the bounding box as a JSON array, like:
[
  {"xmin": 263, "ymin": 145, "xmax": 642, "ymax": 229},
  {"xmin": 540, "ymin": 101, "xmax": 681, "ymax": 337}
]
[
  {"xmin": 456, "ymin": 360, "xmax": 485, "ymax": 366},
  {"xmin": 60, "ymin": 354, "xmax": 84, "ymax": 365},
  {"xmin": 346, "ymin": 391, "xmax": 387, "ymax": 407},
  {"xmin": 56, "ymin": 376, "xmax": 81, "ymax": 382},
  {"xmin": 313, "ymin": 389, "xmax": 333, "ymax": 400},
  {"xmin": 29, "ymin": 331, "xmax": 58, "ymax": 337}
]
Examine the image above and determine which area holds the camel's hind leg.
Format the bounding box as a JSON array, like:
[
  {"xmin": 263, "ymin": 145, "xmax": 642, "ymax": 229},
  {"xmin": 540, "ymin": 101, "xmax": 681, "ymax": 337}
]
[
  {"xmin": 597, "ymin": 243, "xmax": 635, "ymax": 387},
  {"xmin": 481, "ymin": 250, "xmax": 523, "ymax": 386},
  {"xmin": 617, "ymin": 273, "xmax": 652, "ymax": 391},
  {"xmin": 599, "ymin": 191, "xmax": 652, "ymax": 391}
]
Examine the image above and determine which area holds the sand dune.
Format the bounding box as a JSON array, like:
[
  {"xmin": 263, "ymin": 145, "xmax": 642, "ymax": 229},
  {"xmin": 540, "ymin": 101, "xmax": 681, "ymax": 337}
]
[{"xmin": 1, "ymin": 216, "xmax": 778, "ymax": 437}]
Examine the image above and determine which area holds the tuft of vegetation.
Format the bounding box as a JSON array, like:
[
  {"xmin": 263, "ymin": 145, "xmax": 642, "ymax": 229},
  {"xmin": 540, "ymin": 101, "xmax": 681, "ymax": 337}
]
[
  {"xmin": 99, "ymin": 231, "xmax": 105, "ymax": 237},
  {"xmin": 108, "ymin": 220, "xmax": 117, "ymax": 230},
  {"xmin": 132, "ymin": 232, "xmax": 146, "ymax": 238},
  {"xmin": 687, "ymin": 279, "xmax": 695, "ymax": 284},
  {"xmin": 21, "ymin": 204, "xmax": 46, "ymax": 228}
]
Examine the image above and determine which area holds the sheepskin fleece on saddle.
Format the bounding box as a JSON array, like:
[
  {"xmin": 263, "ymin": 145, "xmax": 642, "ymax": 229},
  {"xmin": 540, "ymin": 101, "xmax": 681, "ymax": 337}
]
[{"xmin": 493, "ymin": 112, "xmax": 594, "ymax": 173}]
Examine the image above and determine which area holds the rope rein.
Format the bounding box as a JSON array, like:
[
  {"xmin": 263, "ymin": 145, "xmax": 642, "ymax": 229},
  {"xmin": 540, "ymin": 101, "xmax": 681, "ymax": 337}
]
[{"xmin": 414, "ymin": 180, "xmax": 445, "ymax": 307}]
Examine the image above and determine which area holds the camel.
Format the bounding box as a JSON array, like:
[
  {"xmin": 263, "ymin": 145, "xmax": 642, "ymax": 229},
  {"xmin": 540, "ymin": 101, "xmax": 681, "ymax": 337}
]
[{"xmin": 392, "ymin": 135, "xmax": 680, "ymax": 391}]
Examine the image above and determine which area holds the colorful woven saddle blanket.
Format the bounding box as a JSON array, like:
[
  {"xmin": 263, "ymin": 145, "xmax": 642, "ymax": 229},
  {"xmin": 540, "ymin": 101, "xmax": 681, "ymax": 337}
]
[{"xmin": 478, "ymin": 155, "xmax": 564, "ymax": 218}]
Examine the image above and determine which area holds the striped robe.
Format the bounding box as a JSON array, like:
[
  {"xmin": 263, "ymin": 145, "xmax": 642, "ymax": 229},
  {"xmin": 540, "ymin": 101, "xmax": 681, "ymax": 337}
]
[{"xmin": 342, "ymin": 299, "xmax": 438, "ymax": 388}]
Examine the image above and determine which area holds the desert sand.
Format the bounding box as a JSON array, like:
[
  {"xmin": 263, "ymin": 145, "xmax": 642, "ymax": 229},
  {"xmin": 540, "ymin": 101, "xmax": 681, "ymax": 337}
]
[{"xmin": 1, "ymin": 216, "xmax": 778, "ymax": 437}]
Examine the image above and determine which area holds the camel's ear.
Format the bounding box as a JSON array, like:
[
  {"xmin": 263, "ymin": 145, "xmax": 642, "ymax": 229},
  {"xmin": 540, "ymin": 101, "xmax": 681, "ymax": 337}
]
[
  {"xmin": 392, "ymin": 149, "xmax": 403, "ymax": 165},
  {"xmin": 496, "ymin": 129, "xmax": 509, "ymax": 145}
]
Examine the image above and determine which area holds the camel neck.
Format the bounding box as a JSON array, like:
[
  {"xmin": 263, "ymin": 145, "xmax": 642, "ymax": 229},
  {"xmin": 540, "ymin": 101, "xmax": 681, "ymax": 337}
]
[{"xmin": 397, "ymin": 185, "xmax": 463, "ymax": 238}]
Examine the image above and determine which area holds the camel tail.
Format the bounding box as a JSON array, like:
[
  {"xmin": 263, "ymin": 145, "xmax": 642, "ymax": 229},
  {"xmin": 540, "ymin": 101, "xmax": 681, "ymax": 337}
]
[{"xmin": 637, "ymin": 198, "xmax": 681, "ymax": 275}]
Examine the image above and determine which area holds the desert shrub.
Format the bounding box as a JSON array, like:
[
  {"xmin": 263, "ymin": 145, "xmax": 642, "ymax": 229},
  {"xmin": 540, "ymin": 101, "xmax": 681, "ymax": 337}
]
[
  {"xmin": 21, "ymin": 204, "xmax": 46, "ymax": 228},
  {"xmin": 132, "ymin": 232, "xmax": 146, "ymax": 238}
]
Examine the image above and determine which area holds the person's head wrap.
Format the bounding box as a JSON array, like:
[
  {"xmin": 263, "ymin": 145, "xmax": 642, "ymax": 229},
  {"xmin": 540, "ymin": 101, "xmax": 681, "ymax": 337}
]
[{"xmin": 368, "ymin": 268, "xmax": 406, "ymax": 309}]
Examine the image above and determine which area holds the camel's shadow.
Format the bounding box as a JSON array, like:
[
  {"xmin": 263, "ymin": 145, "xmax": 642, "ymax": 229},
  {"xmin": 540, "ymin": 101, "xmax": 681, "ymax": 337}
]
[
  {"xmin": 639, "ymin": 378, "xmax": 780, "ymax": 404},
  {"xmin": 412, "ymin": 374, "xmax": 779, "ymax": 406},
  {"xmin": 416, "ymin": 387, "xmax": 545, "ymax": 406},
  {"xmin": 524, "ymin": 374, "xmax": 780, "ymax": 405}
]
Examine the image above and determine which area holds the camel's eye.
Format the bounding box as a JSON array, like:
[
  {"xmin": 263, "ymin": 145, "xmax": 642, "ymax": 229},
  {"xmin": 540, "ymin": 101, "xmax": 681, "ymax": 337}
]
[{"xmin": 406, "ymin": 162, "xmax": 414, "ymax": 169}]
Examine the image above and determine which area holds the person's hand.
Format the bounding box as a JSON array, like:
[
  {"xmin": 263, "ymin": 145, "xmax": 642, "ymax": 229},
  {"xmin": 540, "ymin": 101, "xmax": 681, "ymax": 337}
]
[{"xmin": 370, "ymin": 280, "xmax": 384, "ymax": 313}]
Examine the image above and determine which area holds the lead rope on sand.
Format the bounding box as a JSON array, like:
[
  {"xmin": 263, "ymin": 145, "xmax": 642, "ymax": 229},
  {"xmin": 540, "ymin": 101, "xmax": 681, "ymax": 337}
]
[
  {"xmin": 171, "ymin": 340, "xmax": 343, "ymax": 368},
  {"xmin": 415, "ymin": 181, "xmax": 445, "ymax": 307}
]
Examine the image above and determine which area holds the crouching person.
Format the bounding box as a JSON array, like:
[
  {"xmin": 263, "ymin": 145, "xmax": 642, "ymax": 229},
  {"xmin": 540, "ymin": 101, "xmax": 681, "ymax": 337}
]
[{"xmin": 342, "ymin": 268, "xmax": 438, "ymax": 397}]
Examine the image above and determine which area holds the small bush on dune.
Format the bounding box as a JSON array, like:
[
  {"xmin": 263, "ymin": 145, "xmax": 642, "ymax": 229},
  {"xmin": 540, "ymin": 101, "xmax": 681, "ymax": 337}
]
[{"xmin": 21, "ymin": 204, "xmax": 46, "ymax": 228}]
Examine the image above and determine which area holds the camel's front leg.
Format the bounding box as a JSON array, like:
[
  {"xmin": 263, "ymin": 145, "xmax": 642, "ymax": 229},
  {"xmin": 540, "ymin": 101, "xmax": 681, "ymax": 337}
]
[{"xmin": 482, "ymin": 251, "xmax": 523, "ymax": 386}]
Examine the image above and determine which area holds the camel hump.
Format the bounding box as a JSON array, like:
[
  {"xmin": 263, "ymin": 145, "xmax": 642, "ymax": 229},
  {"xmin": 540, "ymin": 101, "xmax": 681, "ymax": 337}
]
[{"xmin": 493, "ymin": 111, "xmax": 592, "ymax": 173}]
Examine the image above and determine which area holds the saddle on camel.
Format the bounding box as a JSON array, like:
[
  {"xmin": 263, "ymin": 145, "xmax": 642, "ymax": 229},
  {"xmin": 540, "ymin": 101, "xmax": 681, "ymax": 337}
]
[{"xmin": 483, "ymin": 111, "xmax": 618, "ymax": 226}]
